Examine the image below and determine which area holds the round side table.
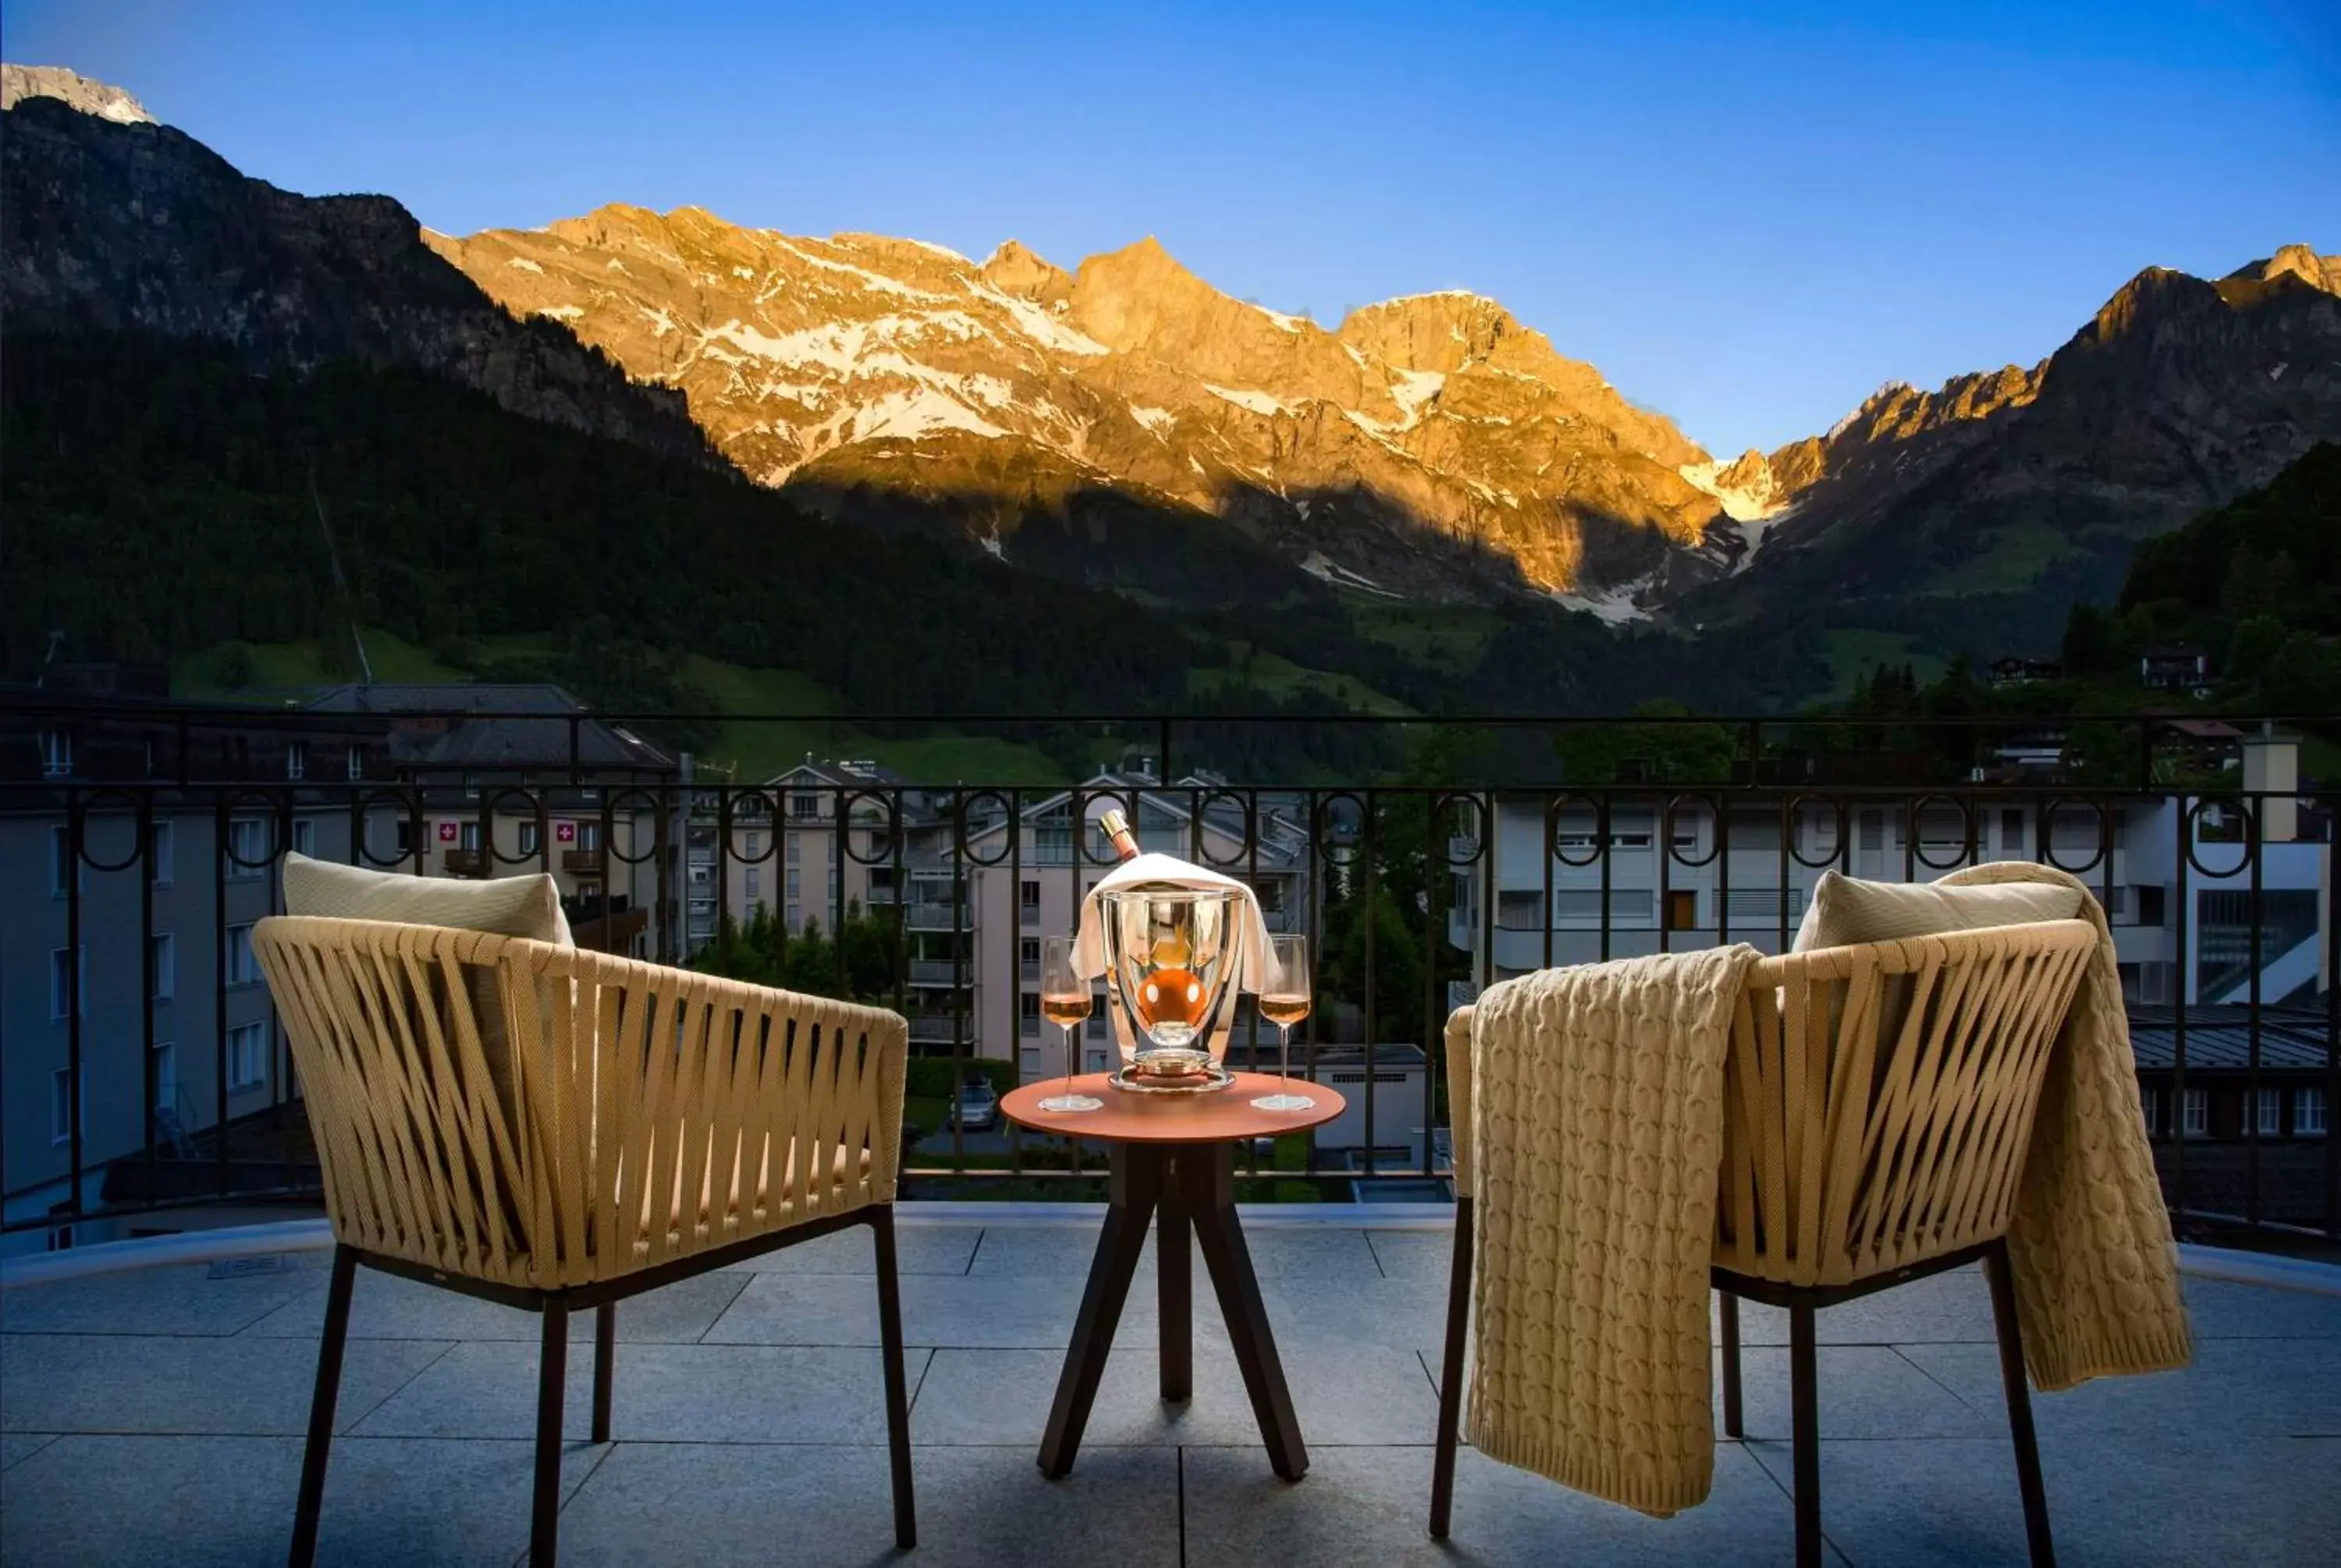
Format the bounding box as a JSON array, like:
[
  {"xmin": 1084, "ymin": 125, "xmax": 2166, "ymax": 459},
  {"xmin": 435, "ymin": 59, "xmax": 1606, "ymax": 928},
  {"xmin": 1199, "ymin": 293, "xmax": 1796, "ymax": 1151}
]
[{"xmin": 1000, "ymin": 1072, "xmax": 1346, "ymax": 1482}]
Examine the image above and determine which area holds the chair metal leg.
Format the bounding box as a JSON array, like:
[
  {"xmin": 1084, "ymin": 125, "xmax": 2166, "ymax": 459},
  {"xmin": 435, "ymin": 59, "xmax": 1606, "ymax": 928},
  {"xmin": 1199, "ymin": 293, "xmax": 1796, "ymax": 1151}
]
[
  {"xmin": 872, "ymin": 1205, "xmax": 918, "ymax": 1550},
  {"xmin": 1987, "ymin": 1240, "xmax": 2056, "ymax": 1566},
  {"xmin": 591, "ymin": 1303, "xmax": 616, "ymax": 1444},
  {"xmin": 1429, "ymin": 1196, "xmax": 1474, "ymax": 1539},
  {"xmin": 1790, "ymin": 1300, "xmax": 1822, "ymax": 1568},
  {"xmin": 531, "ymin": 1300, "xmax": 569, "ymax": 1568},
  {"xmin": 1719, "ymin": 1287, "xmax": 1745, "ymax": 1439},
  {"xmin": 288, "ymin": 1244, "xmax": 357, "ymax": 1568}
]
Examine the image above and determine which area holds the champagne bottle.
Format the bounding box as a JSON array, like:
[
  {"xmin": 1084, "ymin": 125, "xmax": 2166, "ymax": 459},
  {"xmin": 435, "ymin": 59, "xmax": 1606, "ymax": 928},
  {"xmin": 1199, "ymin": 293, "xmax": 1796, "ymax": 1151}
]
[
  {"xmin": 1097, "ymin": 807, "xmax": 1206, "ymax": 1042},
  {"xmin": 1097, "ymin": 807, "xmax": 1142, "ymax": 862}
]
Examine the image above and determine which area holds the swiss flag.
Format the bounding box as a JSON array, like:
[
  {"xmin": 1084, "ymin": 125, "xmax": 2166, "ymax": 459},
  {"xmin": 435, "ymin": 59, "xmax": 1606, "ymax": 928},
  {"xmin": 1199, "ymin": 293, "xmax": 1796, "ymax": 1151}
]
[
  {"xmin": 437, "ymin": 821, "xmax": 458, "ymax": 844},
  {"xmin": 556, "ymin": 820, "xmax": 577, "ymax": 844}
]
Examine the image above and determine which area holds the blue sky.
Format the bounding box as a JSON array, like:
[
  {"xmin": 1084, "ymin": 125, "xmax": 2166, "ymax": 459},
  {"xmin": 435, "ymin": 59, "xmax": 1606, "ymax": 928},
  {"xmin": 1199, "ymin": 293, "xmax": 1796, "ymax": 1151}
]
[{"xmin": 11, "ymin": 0, "xmax": 2336, "ymax": 456}]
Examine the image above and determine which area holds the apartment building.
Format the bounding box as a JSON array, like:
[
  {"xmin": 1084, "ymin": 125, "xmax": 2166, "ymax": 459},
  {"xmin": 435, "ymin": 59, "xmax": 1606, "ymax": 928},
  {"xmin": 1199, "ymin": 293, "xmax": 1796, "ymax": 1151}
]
[
  {"xmin": 3, "ymin": 679, "xmax": 677, "ymax": 1254},
  {"xmin": 2, "ymin": 680, "xmax": 389, "ymax": 1249},
  {"xmin": 699, "ymin": 759, "xmax": 940, "ymax": 947},
  {"xmin": 1449, "ymin": 733, "xmax": 2331, "ymax": 1010}
]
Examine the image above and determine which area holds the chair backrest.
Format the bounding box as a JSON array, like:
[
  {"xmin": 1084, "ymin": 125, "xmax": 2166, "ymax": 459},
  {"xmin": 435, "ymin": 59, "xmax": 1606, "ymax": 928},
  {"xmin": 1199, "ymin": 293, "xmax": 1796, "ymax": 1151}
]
[
  {"xmin": 255, "ymin": 915, "xmax": 908, "ymax": 1292},
  {"xmin": 1715, "ymin": 918, "xmax": 2098, "ymax": 1287}
]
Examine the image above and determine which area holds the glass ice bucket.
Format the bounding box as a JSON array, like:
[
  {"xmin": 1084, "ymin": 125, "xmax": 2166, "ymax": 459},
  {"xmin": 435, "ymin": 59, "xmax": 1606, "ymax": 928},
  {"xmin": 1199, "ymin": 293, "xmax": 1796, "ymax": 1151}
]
[{"xmin": 1097, "ymin": 886, "xmax": 1249, "ymax": 1087}]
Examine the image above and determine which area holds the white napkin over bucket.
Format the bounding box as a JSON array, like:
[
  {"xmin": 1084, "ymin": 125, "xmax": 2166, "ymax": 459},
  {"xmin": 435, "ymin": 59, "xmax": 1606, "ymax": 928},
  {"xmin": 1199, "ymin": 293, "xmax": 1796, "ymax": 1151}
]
[{"xmin": 1071, "ymin": 851, "xmax": 1278, "ymax": 991}]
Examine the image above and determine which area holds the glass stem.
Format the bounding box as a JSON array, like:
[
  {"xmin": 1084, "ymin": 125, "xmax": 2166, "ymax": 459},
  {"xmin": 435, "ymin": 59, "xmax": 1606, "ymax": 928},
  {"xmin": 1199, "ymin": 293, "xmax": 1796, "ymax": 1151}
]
[
  {"xmin": 1064, "ymin": 1023, "xmax": 1077, "ymax": 1100},
  {"xmin": 1280, "ymin": 1023, "xmax": 1291, "ymax": 1099}
]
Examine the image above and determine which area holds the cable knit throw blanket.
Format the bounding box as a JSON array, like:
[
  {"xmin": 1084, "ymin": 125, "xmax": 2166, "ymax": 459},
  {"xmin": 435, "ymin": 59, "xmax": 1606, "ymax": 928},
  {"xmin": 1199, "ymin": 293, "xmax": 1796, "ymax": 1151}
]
[
  {"xmin": 1456, "ymin": 944, "xmax": 1760, "ymax": 1517},
  {"xmin": 1451, "ymin": 863, "xmax": 2191, "ymax": 1518},
  {"xmin": 1936, "ymin": 863, "xmax": 2192, "ymax": 1392}
]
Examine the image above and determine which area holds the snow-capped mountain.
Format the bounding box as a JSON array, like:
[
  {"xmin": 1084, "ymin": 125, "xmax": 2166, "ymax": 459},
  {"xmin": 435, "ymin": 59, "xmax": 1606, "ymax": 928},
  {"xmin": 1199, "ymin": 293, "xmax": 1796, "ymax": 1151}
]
[
  {"xmin": 431, "ymin": 208, "xmax": 1753, "ymax": 601},
  {"xmin": 1, "ymin": 64, "xmax": 154, "ymax": 125}
]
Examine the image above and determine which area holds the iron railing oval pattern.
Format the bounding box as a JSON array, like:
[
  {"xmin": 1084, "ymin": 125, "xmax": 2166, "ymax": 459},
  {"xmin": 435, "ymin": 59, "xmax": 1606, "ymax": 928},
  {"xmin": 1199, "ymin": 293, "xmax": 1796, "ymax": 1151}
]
[{"xmin": 1906, "ymin": 792, "xmax": 1977, "ymax": 873}]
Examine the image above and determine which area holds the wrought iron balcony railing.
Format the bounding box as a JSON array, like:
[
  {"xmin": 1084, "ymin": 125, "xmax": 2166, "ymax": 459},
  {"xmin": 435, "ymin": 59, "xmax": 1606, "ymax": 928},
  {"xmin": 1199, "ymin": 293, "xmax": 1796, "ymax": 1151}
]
[{"xmin": 3, "ymin": 701, "xmax": 2334, "ymax": 1253}]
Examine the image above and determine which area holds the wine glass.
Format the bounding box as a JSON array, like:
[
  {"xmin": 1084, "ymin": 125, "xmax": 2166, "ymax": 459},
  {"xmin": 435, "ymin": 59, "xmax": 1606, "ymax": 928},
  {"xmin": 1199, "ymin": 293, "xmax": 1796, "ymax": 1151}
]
[
  {"xmin": 1038, "ymin": 936, "xmax": 1102, "ymax": 1113},
  {"xmin": 1250, "ymin": 934, "xmax": 1315, "ymax": 1111}
]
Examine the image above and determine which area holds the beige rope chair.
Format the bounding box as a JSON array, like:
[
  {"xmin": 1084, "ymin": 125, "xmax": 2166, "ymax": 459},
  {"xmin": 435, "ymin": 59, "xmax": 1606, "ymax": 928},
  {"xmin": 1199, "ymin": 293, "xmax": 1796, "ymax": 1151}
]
[
  {"xmin": 254, "ymin": 916, "xmax": 915, "ymax": 1568},
  {"xmin": 1431, "ymin": 918, "xmax": 2099, "ymax": 1567}
]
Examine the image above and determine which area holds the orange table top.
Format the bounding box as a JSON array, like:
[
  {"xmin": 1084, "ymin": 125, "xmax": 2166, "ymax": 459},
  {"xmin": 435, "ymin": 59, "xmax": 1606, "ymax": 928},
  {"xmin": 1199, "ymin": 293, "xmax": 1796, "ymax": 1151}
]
[{"xmin": 1000, "ymin": 1072, "xmax": 1346, "ymax": 1144}]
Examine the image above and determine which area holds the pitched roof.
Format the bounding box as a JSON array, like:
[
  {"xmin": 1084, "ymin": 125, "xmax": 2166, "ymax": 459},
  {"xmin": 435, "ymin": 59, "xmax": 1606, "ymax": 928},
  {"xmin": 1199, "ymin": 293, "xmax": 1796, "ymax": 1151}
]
[{"xmin": 304, "ymin": 683, "xmax": 674, "ymax": 772}]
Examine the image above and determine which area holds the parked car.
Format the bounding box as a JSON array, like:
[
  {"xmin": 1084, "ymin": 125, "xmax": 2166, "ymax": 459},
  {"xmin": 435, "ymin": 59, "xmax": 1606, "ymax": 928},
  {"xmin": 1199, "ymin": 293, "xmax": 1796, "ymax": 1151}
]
[{"xmin": 947, "ymin": 1077, "xmax": 999, "ymax": 1132}]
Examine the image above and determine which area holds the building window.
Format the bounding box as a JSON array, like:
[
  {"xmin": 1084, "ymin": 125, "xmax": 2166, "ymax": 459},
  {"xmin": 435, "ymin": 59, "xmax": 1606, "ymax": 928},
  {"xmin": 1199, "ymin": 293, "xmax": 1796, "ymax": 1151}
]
[
  {"xmin": 744, "ymin": 832, "xmax": 762, "ymax": 859},
  {"xmin": 50, "ymin": 947, "xmax": 86, "ymax": 1020},
  {"xmin": 49, "ymin": 824, "xmax": 72, "ymax": 896},
  {"xmin": 744, "ymin": 867, "xmax": 762, "ymax": 900},
  {"xmin": 518, "ymin": 821, "xmax": 541, "ymax": 857},
  {"xmin": 152, "ymin": 1041, "xmax": 178, "ymax": 1115},
  {"xmin": 1021, "ymin": 879, "xmax": 1042, "ymax": 926},
  {"xmin": 2252, "ymin": 1087, "xmax": 2281, "ymax": 1138},
  {"xmin": 2136, "ymin": 885, "xmax": 2167, "ymax": 928},
  {"xmin": 2180, "ymin": 1087, "xmax": 2208, "ymax": 1139},
  {"xmin": 151, "ymin": 820, "xmax": 175, "ymax": 886},
  {"xmin": 2297, "ymin": 1089, "xmax": 2329, "ymax": 1138},
  {"xmin": 41, "ymin": 729, "xmax": 73, "ymax": 778},
  {"xmin": 51, "ymin": 1067, "xmax": 83, "ymax": 1144},
  {"xmin": 459, "ymin": 821, "xmax": 482, "ymax": 853},
  {"xmin": 2139, "ymin": 1085, "xmax": 2165, "ymax": 1138},
  {"xmin": 226, "ymin": 924, "xmax": 259, "ymax": 987},
  {"xmin": 1496, "ymin": 890, "xmax": 1543, "ymax": 931},
  {"xmin": 226, "ymin": 817, "xmax": 269, "ymax": 878},
  {"xmin": 786, "ymin": 903, "xmax": 801, "ymax": 928},
  {"xmin": 346, "ymin": 744, "xmax": 366, "ymax": 781},
  {"xmin": 151, "ymin": 933, "xmax": 176, "ymax": 1001},
  {"xmin": 292, "ymin": 818, "xmax": 317, "ymax": 858},
  {"xmin": 787, "ymin": 833, "xmax": 801, "ymax": 864},
  {"xmin": 394, "ymin": 819, "xmax": 416, "ymax": 859},
  {"xmin": 227, "ymin": 1022, "xmax": 268, "ymax": 1091},
  {"xmin": 1021, "ymin": 992, "xmax": 1041, "ymax": 1036},
  {"xmin": 1999, "ymin": 808, "xmax": 2026, "ymax": 855},
  {"xmin": 1665, "ymin": 890, "xmax": 1698, "ymax": 931},
  {"xmin": 577, "ymin": 821, "xmax": 602, "ymax": 853},
  {"xmin": 285, "ymin": 743, "xmax": 307, "ymax": 781},
  {"xmin": 790, "ymin": 793, "xmax": 820, "ymax": 818},
  {"xmin": 787, "ymin": 868, "xmax": 801, "ymax": 899}
]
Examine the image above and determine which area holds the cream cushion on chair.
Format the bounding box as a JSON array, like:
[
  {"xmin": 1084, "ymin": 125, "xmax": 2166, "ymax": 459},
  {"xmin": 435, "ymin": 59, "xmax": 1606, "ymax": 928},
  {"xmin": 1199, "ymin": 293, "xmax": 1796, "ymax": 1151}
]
[
  {"xmin": 282, "ymin": 851, "xmax": 574, "ymax": 945},
  {"xmin": 1793, "ymin": 867, "xmax": 2082, "ymax": 951},
  {"xmin": 282, "ymin": 852, "xmax": 574, "ymax": 1132}
]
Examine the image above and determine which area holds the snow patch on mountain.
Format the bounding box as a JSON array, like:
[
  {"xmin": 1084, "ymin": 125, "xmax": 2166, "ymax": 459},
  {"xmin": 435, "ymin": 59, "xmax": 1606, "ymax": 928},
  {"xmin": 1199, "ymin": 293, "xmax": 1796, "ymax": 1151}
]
[
  {"xmin": 1300, "ymin": 551, "xmax": 1402, "ymax": 598},
  {"xmin": 1205, "ymin": 384, "xmax": 1292, "ymax": 417},
  {"xmin": 1675, "ymin": 459, "xmax": 1784, "ymax": 523},
  {"xmin": 1554, "ymin": 580, "xmax": 1654, "ymax": 624}
]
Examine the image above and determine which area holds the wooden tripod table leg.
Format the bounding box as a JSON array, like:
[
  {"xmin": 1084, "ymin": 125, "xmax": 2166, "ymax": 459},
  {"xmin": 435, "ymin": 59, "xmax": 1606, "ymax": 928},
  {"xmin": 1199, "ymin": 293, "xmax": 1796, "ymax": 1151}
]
[
  {"xmin": 1181, "ymin": 1143, "xmax": 1307, "ymax": 1481},
  {"xmin": 1039, "ymin": 1144, "xmax": 1160, "ymax": 1478},
  {"xmin": 1158, "ymin": 1151, "xmax": 1192, "ymax": 1402}
]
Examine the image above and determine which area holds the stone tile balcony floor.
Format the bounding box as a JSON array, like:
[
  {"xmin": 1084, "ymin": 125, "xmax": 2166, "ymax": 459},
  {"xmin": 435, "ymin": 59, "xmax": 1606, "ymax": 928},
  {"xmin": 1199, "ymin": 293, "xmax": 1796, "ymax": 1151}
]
[{"xmin": 3, "ymin": 1208, "xmax": 2338, "ymax": 1566}]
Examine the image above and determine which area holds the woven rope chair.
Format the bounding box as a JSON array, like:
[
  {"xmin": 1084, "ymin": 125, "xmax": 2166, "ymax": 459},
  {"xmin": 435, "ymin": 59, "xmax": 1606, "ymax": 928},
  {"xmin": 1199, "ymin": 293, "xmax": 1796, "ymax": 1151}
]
[
  {"xmin": 254, "ymin": 916, "xmax": 915, "ymax": 1568},
  {"xmin": 1431, "ymin": 917, "xmax": 2100, "ymax": 1567}
]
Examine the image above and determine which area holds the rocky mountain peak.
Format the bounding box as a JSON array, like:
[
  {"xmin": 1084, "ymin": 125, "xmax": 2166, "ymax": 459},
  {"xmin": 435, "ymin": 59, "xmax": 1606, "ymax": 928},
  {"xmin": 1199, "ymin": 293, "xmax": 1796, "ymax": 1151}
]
[
  {"xmin": 980, "ymin": 239, "xmax": 1070, "ymax": 303},
  {"xmin": 1337, "ymin": 291, "xmax": 1515, "ymax": 374},
  {"xmin": 1, "ymin": 64, "xmax": 152, "ymax": 125},
  {"xmin": 2226, "ymin": 242, "xmax": 2341, "ymax": 299}
]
